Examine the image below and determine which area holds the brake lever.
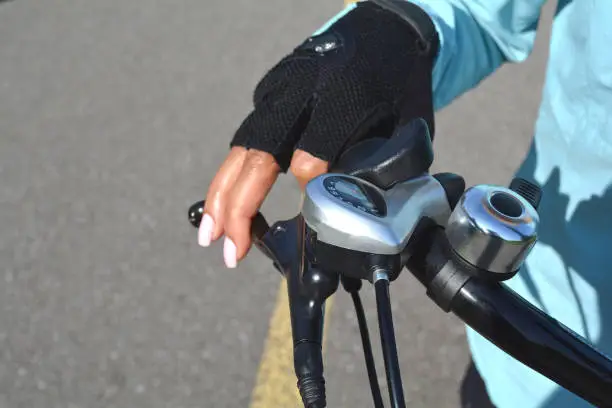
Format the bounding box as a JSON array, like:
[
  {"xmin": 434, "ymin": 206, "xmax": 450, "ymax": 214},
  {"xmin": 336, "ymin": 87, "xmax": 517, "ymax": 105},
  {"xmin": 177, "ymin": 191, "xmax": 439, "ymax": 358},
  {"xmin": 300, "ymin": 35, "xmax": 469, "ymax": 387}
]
[
  {"xmin": 188, "ymin": 200, "xmax": 270, "ymax": 238},
  {"xmin": 187, "ymin": 200, "xmax": 336, "ymax": 408},
  {"xmin": 188, "ymin": 200, "xmax": 287, "ymax": 273}
]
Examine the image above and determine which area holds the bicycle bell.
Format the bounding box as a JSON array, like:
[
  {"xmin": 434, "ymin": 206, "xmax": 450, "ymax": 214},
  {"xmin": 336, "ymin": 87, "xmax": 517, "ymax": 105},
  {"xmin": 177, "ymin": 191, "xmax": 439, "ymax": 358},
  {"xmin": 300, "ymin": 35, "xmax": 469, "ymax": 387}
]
[{"xmin": 445, "ymin": 178, "xmax": 541, "ymax": 278}]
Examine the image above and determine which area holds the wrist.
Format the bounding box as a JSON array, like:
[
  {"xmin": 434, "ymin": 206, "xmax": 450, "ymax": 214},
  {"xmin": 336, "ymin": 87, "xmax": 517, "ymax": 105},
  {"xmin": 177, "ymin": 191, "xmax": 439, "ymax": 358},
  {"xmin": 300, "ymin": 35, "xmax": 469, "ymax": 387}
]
[{"xmin": 368, "ymin": 0, "xmax": 439, "ymax": 58}]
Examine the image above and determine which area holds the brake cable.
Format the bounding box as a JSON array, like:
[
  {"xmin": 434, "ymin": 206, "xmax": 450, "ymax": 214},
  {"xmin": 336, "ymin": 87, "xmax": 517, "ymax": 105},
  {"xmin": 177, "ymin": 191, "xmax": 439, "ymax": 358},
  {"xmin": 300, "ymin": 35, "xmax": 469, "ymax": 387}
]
[{"xmin": 341, "ymin": 276, "xmax": 384, "ymax": 408}]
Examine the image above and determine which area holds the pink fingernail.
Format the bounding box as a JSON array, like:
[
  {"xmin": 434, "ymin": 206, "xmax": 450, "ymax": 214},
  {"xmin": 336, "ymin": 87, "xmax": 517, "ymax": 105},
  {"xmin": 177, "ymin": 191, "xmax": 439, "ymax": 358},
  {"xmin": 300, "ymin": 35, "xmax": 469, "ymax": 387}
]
[
  {"xmin": 198, "ymin": 214, "xmax": 214, "ymax": 247},
  {"xmin": 223, "ymin": 237, "xmax": 237, "ymax": 268}
]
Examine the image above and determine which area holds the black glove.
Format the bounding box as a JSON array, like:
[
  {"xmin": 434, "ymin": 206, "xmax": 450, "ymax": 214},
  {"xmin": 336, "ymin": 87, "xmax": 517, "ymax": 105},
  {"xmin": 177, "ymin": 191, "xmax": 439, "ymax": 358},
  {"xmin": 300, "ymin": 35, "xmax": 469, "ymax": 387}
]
[{"xmin": 230, "ymin": 0, "xmax": 439, "ymax": 171}]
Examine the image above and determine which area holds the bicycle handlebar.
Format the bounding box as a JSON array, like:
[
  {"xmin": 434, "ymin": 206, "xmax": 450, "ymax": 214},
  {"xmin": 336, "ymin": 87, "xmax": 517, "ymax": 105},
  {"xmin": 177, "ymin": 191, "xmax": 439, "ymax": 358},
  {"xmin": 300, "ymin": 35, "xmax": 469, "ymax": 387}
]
[
  {"xmin": 406, "ymin": 227, "xmax": 612, "ymax": 407},
  {"xmin": 455, "ymin": 279, "xmax": 612, "ymax": 405},
  {"xmin": 188, "ymin": 200, "xmax": 612, "ymax": 407}
]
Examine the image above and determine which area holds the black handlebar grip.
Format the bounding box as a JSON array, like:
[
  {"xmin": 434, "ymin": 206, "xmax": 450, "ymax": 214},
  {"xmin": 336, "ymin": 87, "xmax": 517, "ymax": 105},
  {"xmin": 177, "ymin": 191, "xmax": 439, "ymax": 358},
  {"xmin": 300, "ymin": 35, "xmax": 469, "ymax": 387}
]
[
  {"xmin": 188, "ymin": 200, "xmax": 206, "ymax": 228},
  {"xmin": 187, "ymin": 200, "xmax": 270, "ymax": 241}
]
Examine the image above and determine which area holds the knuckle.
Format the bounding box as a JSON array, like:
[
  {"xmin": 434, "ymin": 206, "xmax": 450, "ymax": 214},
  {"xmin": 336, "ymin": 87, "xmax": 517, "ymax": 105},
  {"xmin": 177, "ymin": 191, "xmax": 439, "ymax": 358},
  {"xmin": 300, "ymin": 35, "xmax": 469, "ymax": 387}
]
[
  {"xmin": 246, "ymin": 149, "xmax": 274, "ymax": 164},
  {"xmin": 290, "ymin": 155, "xmax": 312, "ymax": 175},
  {"xmin": 223, "ymin": 197, "xmax": 242, "ymax": 220},
  {"xmin": 241, "ymin": 150, "xmax": 277, "ymax": 176},
  {"xmin": 223, "ymin": 203, "xmax": 249, "ymax": 229},
  {"xmin": 290, "ymin": 151, "xmax": 327, "ymax": 178}
]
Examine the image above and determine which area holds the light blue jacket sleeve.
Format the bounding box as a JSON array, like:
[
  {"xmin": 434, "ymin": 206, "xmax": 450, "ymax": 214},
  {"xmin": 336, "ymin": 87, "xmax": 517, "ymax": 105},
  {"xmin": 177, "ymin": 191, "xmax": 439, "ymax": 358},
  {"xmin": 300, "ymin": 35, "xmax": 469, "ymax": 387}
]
[{"xmin": 406, "ymin": 0, "xmax": 548, "ymax": 110}]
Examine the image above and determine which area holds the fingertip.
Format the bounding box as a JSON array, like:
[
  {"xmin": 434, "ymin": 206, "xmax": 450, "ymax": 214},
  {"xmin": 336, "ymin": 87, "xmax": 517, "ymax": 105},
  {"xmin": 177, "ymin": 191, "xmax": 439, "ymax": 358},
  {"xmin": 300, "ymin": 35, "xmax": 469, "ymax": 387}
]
[
  {"xmin": 223, "ymin": 220, "xmax": 253, "ymax": 264},
  {"xmin": 198, "ymin": 214, "xmax": 214, "ymax": 247},
  {"xmin": 223, "ymin": 237, "xmax": 237, "ymax": 268},
  {"xmin": 203, "ymin": 201, "xmax": 225, "ymax": 242}
]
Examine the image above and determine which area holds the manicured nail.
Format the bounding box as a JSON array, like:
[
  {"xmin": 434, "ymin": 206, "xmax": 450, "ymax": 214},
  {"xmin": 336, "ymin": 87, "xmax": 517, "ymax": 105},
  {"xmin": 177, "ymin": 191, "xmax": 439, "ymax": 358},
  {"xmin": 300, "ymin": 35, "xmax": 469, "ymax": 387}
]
[
  {"xmin": 198, "ymin": 214, "xmax": 214, "ymax": 247},
  {"xmin": 223, "ymin": 237, "xmax": 237, "ymax": 268}
]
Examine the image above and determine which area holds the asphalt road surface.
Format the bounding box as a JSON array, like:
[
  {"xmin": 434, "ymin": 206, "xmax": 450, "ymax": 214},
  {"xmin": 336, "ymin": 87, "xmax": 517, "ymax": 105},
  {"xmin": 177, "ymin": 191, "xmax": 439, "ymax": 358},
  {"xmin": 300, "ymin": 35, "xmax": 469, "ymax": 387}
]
[{"xmin": 0, "ymin": 1, "xmax": 555, "ymax": 407}]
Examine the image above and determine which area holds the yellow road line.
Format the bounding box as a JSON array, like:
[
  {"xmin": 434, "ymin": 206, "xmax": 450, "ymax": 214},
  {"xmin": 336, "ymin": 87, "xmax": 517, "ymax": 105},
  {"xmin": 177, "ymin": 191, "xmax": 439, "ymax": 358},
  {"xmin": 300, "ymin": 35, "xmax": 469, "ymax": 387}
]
[{"xmin": 249, "ymin": 280, "xmax": 334, "ymax": 408}]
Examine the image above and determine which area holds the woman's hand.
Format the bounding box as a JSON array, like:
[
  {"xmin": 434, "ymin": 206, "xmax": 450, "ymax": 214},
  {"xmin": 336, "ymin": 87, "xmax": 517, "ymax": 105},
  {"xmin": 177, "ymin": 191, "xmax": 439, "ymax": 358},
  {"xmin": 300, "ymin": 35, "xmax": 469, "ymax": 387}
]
[
  {"xmin": 196, "ymin": 1, "xmax": 438, "ymax": 268},
  {"xmin": 198, "ymin": 147, "xmax": 328, "ymax": 267}
]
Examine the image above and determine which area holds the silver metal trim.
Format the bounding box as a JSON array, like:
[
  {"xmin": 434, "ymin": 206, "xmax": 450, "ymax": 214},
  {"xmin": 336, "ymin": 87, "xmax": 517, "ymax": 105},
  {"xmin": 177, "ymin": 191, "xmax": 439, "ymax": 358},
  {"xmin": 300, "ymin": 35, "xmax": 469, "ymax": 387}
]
[
  {"xmin": 301, "ymin": 174, "xmax": 451, "ymax": 255},
  {"xmin": 445, "ymin": 185, "xmax": 540, "ymax": 274},
  {"xmin": 372, "ymin": 268, "xmax": 389, "ymax": 283}
]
